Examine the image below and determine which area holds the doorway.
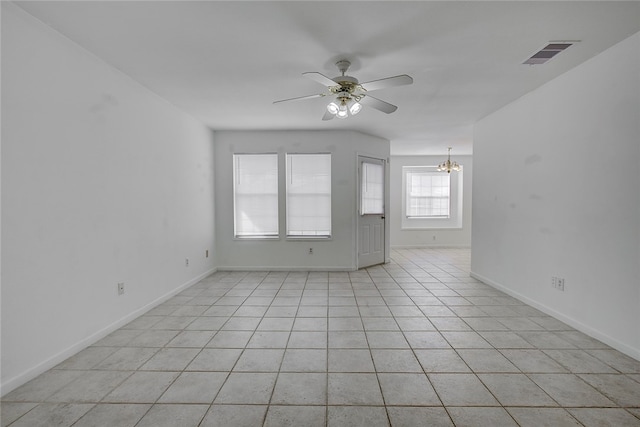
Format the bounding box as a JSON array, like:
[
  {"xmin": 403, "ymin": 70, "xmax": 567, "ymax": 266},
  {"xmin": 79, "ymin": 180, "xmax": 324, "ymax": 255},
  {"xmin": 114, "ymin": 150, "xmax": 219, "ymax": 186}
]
[{"xmin": 357, "ymin": 156, "xmax": 386, "ymax": 269}]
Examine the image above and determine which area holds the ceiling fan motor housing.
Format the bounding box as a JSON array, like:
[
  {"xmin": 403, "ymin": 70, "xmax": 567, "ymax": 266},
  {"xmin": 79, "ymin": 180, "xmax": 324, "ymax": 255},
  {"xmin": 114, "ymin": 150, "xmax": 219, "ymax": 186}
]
[
  {"xmin": 332, "ymin": 75, "xmax": 359, "ymax": 95},
  {"xmin": 334, "ymin": 75, "xmax": 358, "ymax": 85},
  {"xmin": 332, "ymin": 60, "xmax": 360, "ymax": 93}
]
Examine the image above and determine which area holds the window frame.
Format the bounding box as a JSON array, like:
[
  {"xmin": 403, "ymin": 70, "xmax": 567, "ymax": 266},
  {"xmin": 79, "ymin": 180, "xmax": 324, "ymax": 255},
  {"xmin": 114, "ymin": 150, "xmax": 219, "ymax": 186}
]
[
  {"xmin": 360, "ymin": 161, "xmax": 385, "ymax": 216},
  {"xmin": 405, "ymin": 170, "xmax": 451, "ymax": 219},
  {"xmin": 285, "ymin": 153, "xmax": 332, "ymax": 239},
  {"xmin": 401, "ymin": 165, "xmax": 463, "ymax": 230},
  {"xmin": 232, "ymin": 153, "xmax": 280, "ymax": 239}
]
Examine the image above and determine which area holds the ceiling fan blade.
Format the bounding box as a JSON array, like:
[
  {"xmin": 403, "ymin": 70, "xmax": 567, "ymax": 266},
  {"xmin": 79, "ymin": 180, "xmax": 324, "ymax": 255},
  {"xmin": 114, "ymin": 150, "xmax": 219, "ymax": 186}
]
[
  {"xmin": 322, "ymin": 110, "xmax": 335, "ymax": 121},
  {"xmin": 359, "ymin": 74, "xmax": 413, "ymax": 92},
  {"xmin": 360, "ymin": 95, "xmax": 398, "ymax": 114},
  {"xmin": 303, "ymin": 72, "xmax": 339, "ymax": 88},
  {"xmin": 273, "ymin": 93, "xmax": 325, "ymax": 104}
]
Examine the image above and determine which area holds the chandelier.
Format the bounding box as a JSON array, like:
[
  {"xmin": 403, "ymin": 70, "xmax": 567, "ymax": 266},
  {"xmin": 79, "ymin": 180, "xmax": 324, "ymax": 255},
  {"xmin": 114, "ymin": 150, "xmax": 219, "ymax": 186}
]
[{"xmin": 437, "ymin": 147, "xmax": 461, "ymax": 173}]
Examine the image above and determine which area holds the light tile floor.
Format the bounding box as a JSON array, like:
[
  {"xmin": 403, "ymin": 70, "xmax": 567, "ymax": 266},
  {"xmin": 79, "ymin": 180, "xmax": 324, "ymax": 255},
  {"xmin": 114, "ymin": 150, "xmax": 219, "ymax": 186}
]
[{"xmin": 2, "ymin": 248, "xmax": 640, "ymax": 426}]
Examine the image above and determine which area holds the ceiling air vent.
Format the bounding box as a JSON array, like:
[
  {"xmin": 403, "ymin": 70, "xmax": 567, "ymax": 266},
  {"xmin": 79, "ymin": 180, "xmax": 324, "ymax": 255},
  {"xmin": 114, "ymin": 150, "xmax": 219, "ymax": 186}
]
[{"xmin": 523, "ymin": 42, "xmax": 576, "ymax": 65}]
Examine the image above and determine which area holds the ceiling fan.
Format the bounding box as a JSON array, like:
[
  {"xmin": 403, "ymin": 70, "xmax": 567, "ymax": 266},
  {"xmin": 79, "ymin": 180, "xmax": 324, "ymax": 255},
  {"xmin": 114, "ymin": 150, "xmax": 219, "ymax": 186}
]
[{"xmin": 273, "ymin": 60, "xmax": 413, "ymax": 120}]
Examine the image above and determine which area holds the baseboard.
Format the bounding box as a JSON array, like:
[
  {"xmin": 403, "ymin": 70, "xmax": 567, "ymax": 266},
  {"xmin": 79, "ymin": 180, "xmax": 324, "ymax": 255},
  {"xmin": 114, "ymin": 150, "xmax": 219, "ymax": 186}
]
[
  {"xmin": 0, "ymin": 267, "xmax": 217, "ymax": 397},
  {"xmin": 470, "ymin": 271, "xmax": 640, "ymax": 361},
  {"xmin": 216, "ymin": 266, "xmax": 356, "ymax": 272}
]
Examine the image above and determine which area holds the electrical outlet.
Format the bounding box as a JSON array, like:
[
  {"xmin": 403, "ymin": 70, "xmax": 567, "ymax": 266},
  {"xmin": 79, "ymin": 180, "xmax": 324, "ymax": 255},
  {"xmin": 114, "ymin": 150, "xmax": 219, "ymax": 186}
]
[
  {"xmin": 117, "ymin": 282, "xmax": 125, "ymax": 295},
  {"xmin": 308, "ymin": 248, "xmax": 313, "ymax": 255},
  {"xmin": 185, "ymin": 258, "xmax": 189, "ymax": 267}
]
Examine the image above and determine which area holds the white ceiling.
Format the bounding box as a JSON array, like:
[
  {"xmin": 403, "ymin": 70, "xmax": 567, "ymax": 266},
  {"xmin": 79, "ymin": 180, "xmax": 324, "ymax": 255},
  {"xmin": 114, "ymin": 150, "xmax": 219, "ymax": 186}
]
[{"xmin": 14, "ymin": 1, "xmax": 640, "ymax": 155}]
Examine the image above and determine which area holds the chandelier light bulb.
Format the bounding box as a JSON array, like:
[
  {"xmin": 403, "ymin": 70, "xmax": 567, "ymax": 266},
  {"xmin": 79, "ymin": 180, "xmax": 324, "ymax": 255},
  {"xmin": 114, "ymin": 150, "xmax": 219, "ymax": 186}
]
[
  {"xmin": 327, "ymin": 102, "xmax": 339, "ymax": 115},
  {"xmin": 350, "ymin": 101, "xmax": 362, "ymax": 115}
]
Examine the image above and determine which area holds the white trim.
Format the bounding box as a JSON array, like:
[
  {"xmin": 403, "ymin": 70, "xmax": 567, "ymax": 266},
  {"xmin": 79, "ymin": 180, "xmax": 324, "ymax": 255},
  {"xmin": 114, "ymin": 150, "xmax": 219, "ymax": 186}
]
[
  {"xmin": 0, "ymin": 268, "xmax": 216, "ymax": 397},
  {"xmin": 470, "ymin": 271, "xmax": 640, "ymax": 361}
]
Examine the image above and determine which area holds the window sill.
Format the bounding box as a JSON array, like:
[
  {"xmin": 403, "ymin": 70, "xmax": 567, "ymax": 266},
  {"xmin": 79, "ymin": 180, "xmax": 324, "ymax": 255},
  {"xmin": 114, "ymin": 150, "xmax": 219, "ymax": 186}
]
[
  {"xmin": 400, "ymin": 227, "xmax": 463, "ymax": 231},
  {"xmin": 233, "ymin": 236, "xmax": 280, "ymax": 241},
  {"xmin": 286, "ymin": 235, "xmax": 332, "ymax": 241},
  {"xmin": 233, "ymin": 236, "xmax": 333, "ymax": 241},
  {"xmin": 285, "ymin": 235, "xmax": 333, "ymax": 242}
]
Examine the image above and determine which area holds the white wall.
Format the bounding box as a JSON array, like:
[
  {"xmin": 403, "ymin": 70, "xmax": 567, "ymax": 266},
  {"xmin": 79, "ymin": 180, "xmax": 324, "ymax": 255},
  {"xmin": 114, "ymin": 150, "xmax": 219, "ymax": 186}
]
[
  {"xmin": 215, "ymin": 130, "xmax": 390, "ymax": 270},
  {"xmin": 390, "ymin": 155, "xmax": 472, "ymax": 248},
  {"xmin": 472, "ymin": 33, "xmax": 640, "ymax": 359},
  {"xmin": 1, "ymin": 3, "xmax": 216, "ymax": 394}
]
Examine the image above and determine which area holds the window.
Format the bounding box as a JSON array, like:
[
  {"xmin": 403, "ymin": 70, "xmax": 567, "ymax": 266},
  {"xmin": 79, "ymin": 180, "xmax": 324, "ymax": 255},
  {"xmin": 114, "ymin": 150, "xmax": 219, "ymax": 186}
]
[
  {"xmin": 233, "ymin": 154, "xmax": 278, "ymax": 238},
  {"xmin": 406, "ymin": 170, "xmax": 450, "ymax": 218},
  {"xmin": 361, "ymin": 161, "xmax": 384, "ymax": 215},
  {"xmin": 402, "ymin": 166, "xmax": 463, "ymax": 229},
  {"xmin": 286, "ymin": 154, "xmax": 331, "ymax": 237}
]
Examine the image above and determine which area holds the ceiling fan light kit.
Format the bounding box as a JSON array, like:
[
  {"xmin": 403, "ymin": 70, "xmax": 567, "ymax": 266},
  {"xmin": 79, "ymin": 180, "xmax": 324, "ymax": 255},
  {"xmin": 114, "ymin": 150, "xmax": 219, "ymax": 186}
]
[
  {"xmin": 327, "ymin": 96, "xmax": 362, "ymax": 119},
  {"xmin": 274, "ymin": 59, "xmax": 413, "ymax": 120}
]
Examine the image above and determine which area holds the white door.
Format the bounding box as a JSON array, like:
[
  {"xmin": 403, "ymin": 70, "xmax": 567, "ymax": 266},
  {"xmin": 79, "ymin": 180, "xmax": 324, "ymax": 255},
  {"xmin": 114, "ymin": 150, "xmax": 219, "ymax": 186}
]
[{"xmin": 357, "ymin": 156, "xmax": 386, "ymax": 269}]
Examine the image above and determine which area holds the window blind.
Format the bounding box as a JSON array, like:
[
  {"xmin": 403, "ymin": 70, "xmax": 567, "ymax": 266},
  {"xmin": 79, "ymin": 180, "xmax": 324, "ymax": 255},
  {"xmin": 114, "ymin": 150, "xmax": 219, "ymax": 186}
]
[
  {"xmin": 406, "ymin": 171, "xmax": 450, "ymax": 218},
  {"xmin": 286, "ymin": 154, "xmax": 331, "ymax": 236},
  {"xmin": 361, "ymin": 162, "xmax": 384, "ymax": 215},
  {"xmin": 233, "ymin": 154, "xmax": 279, "ymax": 237}
]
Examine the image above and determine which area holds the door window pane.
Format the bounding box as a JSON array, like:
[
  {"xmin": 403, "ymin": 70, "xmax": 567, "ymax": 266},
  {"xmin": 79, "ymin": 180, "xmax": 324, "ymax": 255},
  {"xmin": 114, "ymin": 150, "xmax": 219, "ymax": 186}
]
[{"xmin": 361, "ymin": 162, "xmax": 384, "ymax": 215}]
